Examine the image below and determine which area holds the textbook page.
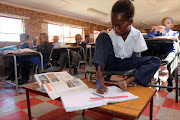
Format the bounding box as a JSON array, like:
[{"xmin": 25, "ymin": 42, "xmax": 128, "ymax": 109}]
[
  {"xmin": 34, "ymin": 71, "xmax": 89, "ymax": 100},
  {"xmin": 90, "ymin": 86, "xmax": 139, "ymax": 103},
  {"xmin": 61, "ymin": 89, "xmax": 107, "ymax": 112}
]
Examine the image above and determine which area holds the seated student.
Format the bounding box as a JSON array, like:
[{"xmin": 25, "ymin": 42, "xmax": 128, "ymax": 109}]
[
  {"xmin": 6, "ymin": 33, "xmax": 30, "ymax": 81},
  {"xmin": 85, "ymin": 35, "xmax": 90, "ymax": 44},
  {"xmin": 30, "ymin": 38, "xmax": 38, "ymax": 50},
  {"xmin": 147, "ymin": 17, "xmax": 179, "ymax": 92},
  {"xmin": 71, "ymin": 34, "xmax": 87, "ymax": 74},
  {"xmin": 53, "ymin": 35, "xmax": 66, "ymax": 48},
  {"xmin": 28, "ymin": 33, "xmax": 53, "ymax": 67},
  {"xmin": 17, "ymin": 33, "xmax": 53, "ymax": 85},
  {"xmin": 92, "ymin": 0, "xmax": 161, "ymax": 93},
  {"xmin": 149, "ymin": 17, "xmax": 179, "ymax": 58}
]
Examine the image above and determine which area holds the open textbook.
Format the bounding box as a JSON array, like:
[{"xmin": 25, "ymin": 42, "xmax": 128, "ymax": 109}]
[
  {"xmin": 61, "ymin": 86, "xmax": 139, "ymax": 112},
  {"xmin": 34, "ymin": 71, "xmax": 89, "ymax": 99}
]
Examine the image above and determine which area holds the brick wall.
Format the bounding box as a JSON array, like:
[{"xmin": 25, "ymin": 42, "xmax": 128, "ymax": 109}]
[{"xmin": 0, "ymin": 3, "xmax": 108, "ymax": 75}]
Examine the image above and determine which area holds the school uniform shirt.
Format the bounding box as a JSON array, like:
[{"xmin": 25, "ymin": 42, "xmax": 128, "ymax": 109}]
[
  {"xmin": 108, "ymin": 26, "xmax": 148, "ymax": 59},
  {"xmin": 19, "ymin": 41, "xmax": 29, "ymax": 49},
  {"xmin": 36, "ymin": 41, "xmax": 53, "ymax": 63},
  {"xmin": 30, "ymin": 45, "xmax": 37, "ymax": 50},
  {"xmin": 149, "ymin": 28, "xmax": 179, "ymax": 38}
]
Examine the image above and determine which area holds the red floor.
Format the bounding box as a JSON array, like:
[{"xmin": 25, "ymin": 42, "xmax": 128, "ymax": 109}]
[{"xmin": 0, "ymin": 66, "xmax": 180, "ymax": 120}]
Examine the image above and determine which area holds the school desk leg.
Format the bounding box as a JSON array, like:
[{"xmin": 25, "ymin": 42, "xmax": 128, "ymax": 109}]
[
  {"xmin": 26, "ymin": 89, "xmax": 32, "ymax": 120},
  {"xmin": 175, "ymin": 67, "xmax": 178, "ymax": 103},
  {"xmin": 13, "ymin": 55, "xmax": 18, "ymax": 96},
  {"xmin": 150, "ymin": 97, "xmax": 153, "ymax": 120},
  {"xmin": 67, "ymin": 49, "xmax": 71, "ymax": 74},
  {"xmin": 82, "ymin": 110, "xmax": 85, "ymax": 117}
]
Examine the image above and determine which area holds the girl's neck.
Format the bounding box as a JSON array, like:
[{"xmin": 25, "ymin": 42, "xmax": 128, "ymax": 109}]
[{"xmin": 121, "ymin": 26, "xmax": 131, "ymax": 41}]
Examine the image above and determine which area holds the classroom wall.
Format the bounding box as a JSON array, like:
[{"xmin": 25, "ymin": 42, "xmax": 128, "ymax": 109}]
[{"xmin": 0, "ymin": 3, "xmax": 108, "ymax": 75}]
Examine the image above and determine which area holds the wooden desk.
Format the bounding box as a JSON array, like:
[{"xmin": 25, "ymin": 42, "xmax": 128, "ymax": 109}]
[
  {"xmin": 0, "ymin": 51, "xmax": 43, "ymax": 95},
  {"xmin": 23, "ymin": 81, "xmax": 156, "ymax": 120}
]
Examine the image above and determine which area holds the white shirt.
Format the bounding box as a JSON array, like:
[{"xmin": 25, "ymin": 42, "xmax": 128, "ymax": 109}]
[
  {"xmin": 108, "ymin": 26, "xmax": 148, "ymax": 59},
  {"xmin": 54, "ymin": 42, "xmax": 66, "ymax": 48}
]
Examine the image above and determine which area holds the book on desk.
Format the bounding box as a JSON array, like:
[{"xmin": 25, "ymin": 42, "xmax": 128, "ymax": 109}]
[{"xmin": 34, "ymin": 71, "xmax": 139, "ymax": 112}]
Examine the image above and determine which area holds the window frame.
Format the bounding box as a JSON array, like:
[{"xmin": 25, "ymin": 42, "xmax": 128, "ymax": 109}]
[
  {"xmin": 48, "ymin": 23, "xmax": 84, "ymax": 43},
  {"xmin": 0, "ymin": 16, "xmax": 24, "ymax": 43}
]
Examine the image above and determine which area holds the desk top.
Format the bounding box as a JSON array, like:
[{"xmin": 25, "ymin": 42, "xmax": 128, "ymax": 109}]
[
  {"xmin": 0, "ymin": 51, "xmax": 40, "ymax": 56},
  {"xmin": 53, "ymin": 46, "xmax": 82, "ymax": 50},
  {"xmin": 23, "ymin": 81, "xmax": 156, "ymax": 119},
  {"xmin": 145, "ymin": 37, "xmax": 178, "ymax": 44}
]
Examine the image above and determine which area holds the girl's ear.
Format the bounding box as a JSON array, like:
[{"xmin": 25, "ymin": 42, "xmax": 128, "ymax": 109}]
[
  {"xmin": 171, "ymin": 24, "xmax": 174, "ymax": 28},
  {"xmin": 129, "ymin": 18, "xmax": 134, "ymax": 25}
]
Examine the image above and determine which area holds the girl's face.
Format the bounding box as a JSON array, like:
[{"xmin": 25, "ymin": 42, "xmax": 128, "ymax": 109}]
[
  {"xmin": 111, "ymin": 13, "xmax": 133, "ymax": 36},
  {"xmin": 20, "ymin": 35, "xmax": 26, "ymax": 42}
]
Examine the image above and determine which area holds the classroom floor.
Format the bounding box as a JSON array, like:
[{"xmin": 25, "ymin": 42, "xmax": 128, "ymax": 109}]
[{"xmin": 0, "ymin": 66, "xmax": 180, "ymax": 120}]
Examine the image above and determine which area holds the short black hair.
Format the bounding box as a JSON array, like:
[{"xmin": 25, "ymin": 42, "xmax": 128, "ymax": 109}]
[
  {"xmin": 111, "ymin": 0, "xmax": 135, "ymax": 20},
  {"xmin": 162, "ymin": 17, "xmax": 174, "ymax": 24},
  {"xmin": 20, "ymin": 33, "xmax": 29, "ymax": 40}
]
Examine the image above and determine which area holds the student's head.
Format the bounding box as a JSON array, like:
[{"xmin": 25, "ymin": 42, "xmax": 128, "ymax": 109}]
[
  {"xmin": 53, "ymin": 35, "xmax": 59, "ymax": 43},
  {"xmin": 39, "ymin": 33, "xmax": 48, "ymax": 44},
  {"xmin": 140, "ymin": 29, "xmax": 146, "ymax": 33},
  {"xmin": 20, "ymin": 33, "xmax": 29, "ymax": 42},
  {"xmin": 85, "ymin": 35, "xmax": 90, "ymax": 43},
  {"xmin": 111, "ymin": 0, "xmax": 134, "ymax": 36},
  {"xmin": 32, "ymin": 38, "xmax": 37, "ymax": 46},
  {"xmin": 162, "ymin": 17, "xmax": 174, "ymax": 29},
  {"xmin": 75, "ymin": 34, "xmax": 82, "ymax": 44}
]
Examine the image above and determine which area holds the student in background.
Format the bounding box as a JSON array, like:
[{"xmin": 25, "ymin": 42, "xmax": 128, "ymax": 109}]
[
  {"xmin": 148, "ymin": 17, "xmax": 179, "ymax": 92},
  {"xmin": 53, "ymin": 35, "xmax": 66, "ymax": 48},
  {"xmin": 6, "ymin": 33, "xmax": 30, "ymax": 81},
  {"xmin": 17, "ymin": 33, "xmax": 53, "ymax": 85},
  {"xmin": 31, "ymin": 38, "xmax": 38, "ymax": 50},
  {"xmin": 92, "ymin": 0, "xmax": 161, "ymax": 93},
  {"xmin": 71, "ymin": 34, "xmax": 87, "ymax": 74},
  {"xmin": 28, "ymin": 33, "xmax": 53, "ymax": 67},
  {"xmin": 85, "ymin": 35, "xmax": 90, "ymax": 44},
  {"xmin": 18, "ymin": 33, "xmax": 30, "ymax": 49}
]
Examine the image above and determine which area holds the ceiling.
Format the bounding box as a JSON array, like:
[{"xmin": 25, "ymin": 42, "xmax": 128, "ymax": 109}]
[{"xmin": 0, "ymin": 0, "xmax": 180, "ymax": 29}]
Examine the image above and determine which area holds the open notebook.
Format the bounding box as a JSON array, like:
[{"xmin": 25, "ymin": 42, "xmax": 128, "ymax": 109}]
[{"xmin": 61, "ymin": 86, "xmax": 139, "ymax": 112}]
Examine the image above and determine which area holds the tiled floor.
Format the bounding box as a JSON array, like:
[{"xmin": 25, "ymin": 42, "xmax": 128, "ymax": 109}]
[{"xmin": 0, "ymin": 66, "xmax": 180, "ymax": 120}]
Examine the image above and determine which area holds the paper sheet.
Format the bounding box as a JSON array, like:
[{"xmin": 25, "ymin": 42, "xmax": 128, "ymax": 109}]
[
  {"xmin": 61, "ymin": 90, "xmax": 107, "ymax": 112},
  {"xmin": 90, "ymin": 86, "xmax": 139, "ymax": 103}
]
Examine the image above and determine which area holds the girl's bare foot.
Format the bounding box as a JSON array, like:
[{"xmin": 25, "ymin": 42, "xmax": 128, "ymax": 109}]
[{"xmin": 117, "ymin": 80, "xmax": 127, "ymax": 91}]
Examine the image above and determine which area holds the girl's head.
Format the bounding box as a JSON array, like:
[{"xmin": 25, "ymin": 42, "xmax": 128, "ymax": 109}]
[
  {"xmin": 111, "ymin": 0, "xmax": 134, "ymax": 36},
  {"xmin": 39, "ymin": 33, "xmax": 49, "ymax": 44},
  {"xmin": 20, "ymin": 33, "xmax": 29, "ymax": 42}
]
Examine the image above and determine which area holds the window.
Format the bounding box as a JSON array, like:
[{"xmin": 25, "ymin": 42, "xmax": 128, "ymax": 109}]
[
  {"xmin": 0, "ymin": 17, "xmax": 23, "ymax": 42},
  {"xmin": 93, "ymin": 30, "xmax": 100, "ymax": 42},
  {"xmin": 48, "ymin": 24, "xmax": 63, "ymax": 42},
  {"xmin": 48, "ymin": 23, "xmax": 83, "ymax": 43}
]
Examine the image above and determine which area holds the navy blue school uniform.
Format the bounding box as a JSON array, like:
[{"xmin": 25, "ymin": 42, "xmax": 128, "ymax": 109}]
[
  {"xmin": 92, "ymin": 26, "xmax": 161, "ymax": 87},
  {"xmin": 20, "ymin": 41, "xmax": 29, "ymax": 49},
  {"xmin": 9, "ymin": 42, "xmax": 30, "ymax": 80},
  {"xmin": 28, "ymin": 41, "xmax": 53, "ymax": 66}
]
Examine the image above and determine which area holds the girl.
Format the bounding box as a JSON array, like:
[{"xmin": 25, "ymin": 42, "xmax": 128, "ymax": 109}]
[{"xmin": 92, "ymin": 0, "xmax": 161, "ymax": 94}]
